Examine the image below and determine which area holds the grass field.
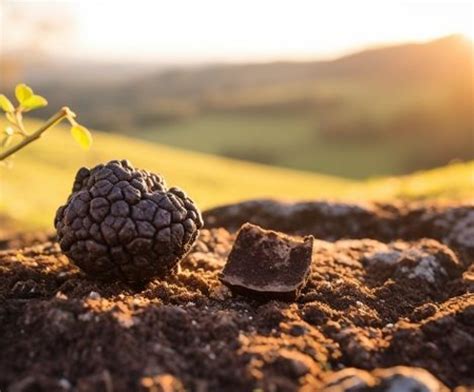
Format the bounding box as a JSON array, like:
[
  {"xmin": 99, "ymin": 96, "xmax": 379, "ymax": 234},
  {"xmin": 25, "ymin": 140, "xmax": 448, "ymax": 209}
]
[
  {"xmin": 0, "ymin": 120, "xmax": 473, "ymax": 230},
  {"xmin": 135, "ymin": 112, "xmax": 413, "ymax": 178}
]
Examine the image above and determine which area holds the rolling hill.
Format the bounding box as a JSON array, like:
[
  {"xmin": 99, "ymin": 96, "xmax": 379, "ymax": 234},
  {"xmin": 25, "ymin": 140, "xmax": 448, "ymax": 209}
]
[
  {"xmin": 28, "ymin": 35, "xmax": 472, "ymax": 118},
  {"xmin": 13, "ymin": 35, "xmax": 472, "ymax": 179},
  {"xmin": 125, "ymin": 34, "xmax": 472, "ymax": 96},
  {"xmin": 0, "ymin": 120, "xmax": 473, "ymax": 230}
]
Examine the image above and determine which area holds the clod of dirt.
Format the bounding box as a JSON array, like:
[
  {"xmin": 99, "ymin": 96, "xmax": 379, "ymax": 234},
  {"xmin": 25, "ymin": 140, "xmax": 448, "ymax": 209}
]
[
  {"xmin": 320, "ymin": 366, "xmax": 449, "ymax": 392},
  {"xmin": 140, "ymin": 373, "xmax": 185, "ymax": 392},
  {"xmin": 220, "ymin": 223, "xmax": 313, "ymax": 300},
  {"xmin": 54, "ymin": 160, "xmax": 203, "ymax": 282},
  {"xmin": 363, "ymin": 239, "xmax": 462, "ymax": 286}
]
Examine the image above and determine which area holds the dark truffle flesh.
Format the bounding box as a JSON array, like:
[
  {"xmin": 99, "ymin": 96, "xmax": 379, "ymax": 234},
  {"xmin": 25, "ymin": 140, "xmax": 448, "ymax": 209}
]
[{"xmin": 220, "ymin": 223, "xmax": 313, "ymax": 300}]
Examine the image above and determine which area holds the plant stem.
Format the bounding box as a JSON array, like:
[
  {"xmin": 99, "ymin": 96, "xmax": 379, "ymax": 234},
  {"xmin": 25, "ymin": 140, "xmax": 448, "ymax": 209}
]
[
  {"xmin": 14, "ymin": 111, "xmax": 27, "ymax": 135},
  {"xmin": 0, "ymin": 107, "xmax": 75, "ymax": 161}
]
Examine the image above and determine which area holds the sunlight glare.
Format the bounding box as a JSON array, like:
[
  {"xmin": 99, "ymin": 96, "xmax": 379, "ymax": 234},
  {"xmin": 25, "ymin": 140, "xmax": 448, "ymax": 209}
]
[{"xmin": 70, "ymin": 0, "xmax": 473, "ymax": 62}]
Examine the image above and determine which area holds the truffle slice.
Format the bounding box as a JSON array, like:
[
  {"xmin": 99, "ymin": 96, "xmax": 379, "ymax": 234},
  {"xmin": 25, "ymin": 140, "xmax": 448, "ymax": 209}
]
[{"xmin": 220, "ymin": 223, "xmax": 313, "ymax": 300}]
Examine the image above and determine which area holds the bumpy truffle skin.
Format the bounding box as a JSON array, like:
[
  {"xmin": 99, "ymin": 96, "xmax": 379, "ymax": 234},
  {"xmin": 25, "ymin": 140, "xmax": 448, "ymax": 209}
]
[{"xmin": 55, "ymin": 160, "xmax": 203, "ymax": 282}]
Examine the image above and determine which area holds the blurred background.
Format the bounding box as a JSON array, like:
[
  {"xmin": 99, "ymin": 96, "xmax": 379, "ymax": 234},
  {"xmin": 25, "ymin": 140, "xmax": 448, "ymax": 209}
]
[{"xmin": 0, "ymin": 0, "xmax": 473, "ymax": 229}]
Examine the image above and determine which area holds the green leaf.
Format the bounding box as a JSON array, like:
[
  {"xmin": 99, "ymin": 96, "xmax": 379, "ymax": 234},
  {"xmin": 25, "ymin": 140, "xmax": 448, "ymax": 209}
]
[
  {"xmin": 0, "ymin": 94, "xmax": 14, "ymax": 112},
  {"xmin": 15, "ymin": 83, "xmax": 34, "ymax": 104},
  {"xmin": 22, "ymin": 95, "xmax": 48, "ymax": 111},
  {"xmin": 71, "ymin": 124, "xmax": 92, "ymax": 150}
]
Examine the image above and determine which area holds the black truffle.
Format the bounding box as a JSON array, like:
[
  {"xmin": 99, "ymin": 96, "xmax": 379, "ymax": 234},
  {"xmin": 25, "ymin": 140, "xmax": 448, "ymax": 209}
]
[{"xmin": 55, "ymin": 160, "xmax": 203, "ymax": 282}]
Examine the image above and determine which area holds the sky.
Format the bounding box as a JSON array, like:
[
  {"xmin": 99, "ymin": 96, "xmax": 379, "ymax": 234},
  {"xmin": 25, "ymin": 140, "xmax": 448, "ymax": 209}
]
[{"xmin": 1, "ymin": 0, "xmax": 473, "ymax": 63}]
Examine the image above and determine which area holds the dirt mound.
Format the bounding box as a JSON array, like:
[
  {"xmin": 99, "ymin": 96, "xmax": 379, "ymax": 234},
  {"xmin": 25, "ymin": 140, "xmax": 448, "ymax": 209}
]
[{"xmin": 0, "ymin": 200, "xmax": 473, "ymax": 391}]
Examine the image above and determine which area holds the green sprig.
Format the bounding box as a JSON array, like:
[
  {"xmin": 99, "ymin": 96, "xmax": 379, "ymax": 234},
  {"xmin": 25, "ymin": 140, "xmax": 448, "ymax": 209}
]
[{"xmin": 0, "ymin": 83, "xmax": 92, "ymax": 161}]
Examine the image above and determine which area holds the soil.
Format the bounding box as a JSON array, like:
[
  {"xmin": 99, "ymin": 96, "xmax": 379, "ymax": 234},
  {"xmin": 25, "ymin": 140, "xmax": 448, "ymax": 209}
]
[{"xmin": 0, "ymin": 199, "xmax": 473, "ymax": 392}]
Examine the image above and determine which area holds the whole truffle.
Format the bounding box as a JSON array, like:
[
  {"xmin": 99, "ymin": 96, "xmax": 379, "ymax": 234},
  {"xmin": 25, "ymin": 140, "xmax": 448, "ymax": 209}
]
[{"xmin": 55, "ymin": 160, "xmax": 203, "ymax": 282}]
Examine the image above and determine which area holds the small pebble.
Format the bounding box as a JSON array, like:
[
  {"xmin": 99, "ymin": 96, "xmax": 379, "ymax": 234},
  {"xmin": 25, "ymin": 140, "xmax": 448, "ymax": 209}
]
[{"xmin": 88, "ymin": 291, "xmax": 101, "ymax": 300}]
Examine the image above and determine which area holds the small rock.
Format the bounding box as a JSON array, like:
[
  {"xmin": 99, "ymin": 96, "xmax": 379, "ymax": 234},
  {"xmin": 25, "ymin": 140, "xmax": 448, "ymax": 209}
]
[
  {"xmin": 373, "ymin": 366, "xmax": 449, "ymax": 392},
  {"xmin": 58, "ymin": 378, "xmax": 72, "ymax": 390},
  {"xmin": 364, "ymin": 249, "xmax": 401, "ymax": 266},
  {"xmin": 364, "ymin": 239, "xmax": 462, "ymax": 286},
  {"xmin": 320, "ymin": 366, "xmax": 448, "ymax": 392},
  {"xmin": 55, "ymin": 291, "xmax": 68, "ymax": 300},
  {"xmin": 88, "ymin": 291, "xmax": 101, "ymax": 300},
  {"xmin": 220, "ymin": 223, "xmax": 313, "ymax": 300}
]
